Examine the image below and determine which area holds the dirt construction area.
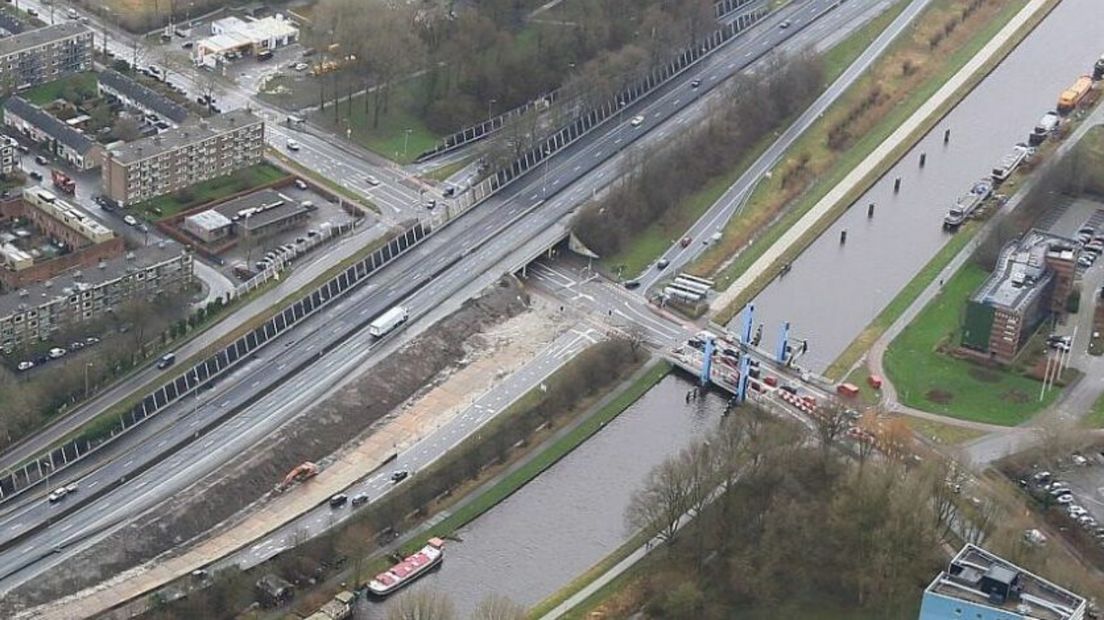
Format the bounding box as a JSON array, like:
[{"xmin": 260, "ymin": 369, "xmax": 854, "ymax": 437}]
[{"xmin": 7, "ymin": 277, "xmax": 575, "ymax": 614}]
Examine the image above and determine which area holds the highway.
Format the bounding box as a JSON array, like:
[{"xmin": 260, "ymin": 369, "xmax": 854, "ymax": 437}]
[
  {"xmin": 636, "ymin": 0, "xmax": 931, "ymax": 290},
  {"xmin": 0, "ymin": 0, "xmax": 885, "ymax": 602}
]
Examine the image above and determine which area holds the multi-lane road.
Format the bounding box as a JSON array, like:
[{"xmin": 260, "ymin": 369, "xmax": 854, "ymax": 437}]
[{"xmin": 0, "ymin": 0, "xmax": 895, "ymax": 603}]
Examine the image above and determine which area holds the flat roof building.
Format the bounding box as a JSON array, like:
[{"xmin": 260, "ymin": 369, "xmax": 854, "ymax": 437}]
[
  {"xmin": 195, "ymin": 15, "xmax": 298, "ymax": 68},
  {"xmin": 100, "ymin": 110, "xmax": 265, "ymax": 206},
  {"xmin": 0, "ymin": 23, "xmax": 93, "ymax": 95},
  {"xmin": 210, "ymin": 188, "xmax": 310, "ymax": 240},
  {"xmin": 98, "ymin": 69, "xmax": 191, "ymax": 125},
  {"xmin": 961, "ymin": 230, "xmax": 1077, "ymax": 363},
  {"xmin": 920, "ymin": 544, "xmax": 1086, "ymax": 620},
  {"xmin": 183, "ymin": 209, "xmax": 232, "ymax": 243},
  {"xmin": 0, "ymin": 239, "xmax": 191, "ymax": 352},
  {"xmin": 3, "ymin": 96, "xmax": 101, "ymax": 170}
]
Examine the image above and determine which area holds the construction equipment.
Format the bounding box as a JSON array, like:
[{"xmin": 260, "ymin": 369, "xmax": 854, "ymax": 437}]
[
  {"xmin": 275, "ymin": 461, "xmax": 319, "ymax": 493},
  {"xmin": 50, "ymin": 170, "xmax": 75, "ymax": 194}
]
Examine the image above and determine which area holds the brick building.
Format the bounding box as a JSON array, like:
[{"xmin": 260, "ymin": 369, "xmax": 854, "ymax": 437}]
[
  {"xmin": 961, "ymin": 230, "xmax": 1078, "ymax": 363},
  {"xmin": 0, "ymin": 188, "xmax": 123, "ymax": 290},
  {"xmin": 0, "ymin": 23, "xmax": 93, "ymax": 95},
  {"xmin": 3, "ymin": 96, "xmax": 101, "ymax": 170},
  {"xmin": 100, "ymin": 111, "xmax": 264, "ymax": 206}
]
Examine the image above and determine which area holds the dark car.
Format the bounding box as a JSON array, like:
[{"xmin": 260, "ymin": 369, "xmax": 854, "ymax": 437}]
[
  {"xmin": 390, "ymin": 470, "xmax": 409, "ymax": 483},
  {"xmin": 351, "ymin": 493, "xmax": 369, "ymax": 507},
  {"xmin": 34, "ymin": 155, "xmax": 47, "ymax": 165},
  {"xmin": 328, "ymin": 493, "xmax": 348, "ymax": 508},
  {"xmin": 690, "ymin": 79, "xmax": 702, "ymax": 88},
  {"xmin": 623, "ymin": 280, "xmax": 641, "ymax": 290},
  {"xmin": 29, "ymin": 170, "xmax": 42, "ymax": 181},
  {"xmin": 656, "ymin": 258, "xmax": 670, "ymax": 270}
]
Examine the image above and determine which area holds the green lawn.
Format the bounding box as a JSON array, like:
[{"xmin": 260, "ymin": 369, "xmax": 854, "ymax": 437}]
[
  {"xmin": 883, "ymin": 263, "xmax": 1060, "ymax": 425},
  {"xmin": 310, "ymin": 75, "xmax": 440, "ymax": 165},
  {"xmin": 22, "ymin": 72, "xmax": 98, "ymax": 106},
  {"xmin": 905, "ymin": 416, "xmax": 987, "ymax": 445},
  {"xmin": 1082, "ymin": 392, "xmax": 1104, "ymax": 428},
  {"xmin": 133, "ymin": 163, "xmax": 288, "ymax": 219}
]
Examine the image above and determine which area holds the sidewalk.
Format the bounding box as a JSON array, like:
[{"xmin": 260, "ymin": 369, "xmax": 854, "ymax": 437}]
[{"xmin": 709, "ymin": 0, "xmax": 1053, "ymax": 316}]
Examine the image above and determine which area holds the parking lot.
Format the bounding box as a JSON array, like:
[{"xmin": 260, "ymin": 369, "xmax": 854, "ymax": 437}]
[{"xmin": 1020, "ymin": 452, "xmax": 1104, "ymax": 549}]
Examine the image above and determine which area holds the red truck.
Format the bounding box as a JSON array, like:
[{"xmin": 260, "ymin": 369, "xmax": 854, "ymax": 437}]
[{"xmin": 51, "ymin": 170, "xmax": 75, "ymax": 194}]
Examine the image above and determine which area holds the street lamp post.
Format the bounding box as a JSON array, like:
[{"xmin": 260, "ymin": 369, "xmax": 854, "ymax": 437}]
[
  {"xmin": 487, "ymin": 98, "xmax": 497, "ymax": 122},
  {"xmin": 403, "ymin": 128, "xmax": 412, "ymax": 158},
  {"xmin": 542, "ymin": 146, "xmax": 552, "ymax": 195}
]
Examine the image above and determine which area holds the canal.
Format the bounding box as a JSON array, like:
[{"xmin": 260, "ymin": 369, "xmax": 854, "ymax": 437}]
[
  {"xmin": 365, "ymin": 373, "xmax": 725, "ymax": 617},
  {"xmin": 743, "ymin": 0, "xmax": 1104, "ymax": 372}
]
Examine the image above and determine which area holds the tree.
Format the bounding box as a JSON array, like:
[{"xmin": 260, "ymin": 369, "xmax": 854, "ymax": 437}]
[
  {"xmin": 387, "ymin": 588, "xmax": 455, "ymax": 620},
  {"xmin": 471, "ymin": 594, "xmax": 526, "ymax": 620},
  {"xmin": 812, "ymin": 398, "xmax": 851, "ymax": 461},
  {"xmin": 626, "ymin": 450, "xmax": 694, "ymax": 544},
  {"xmin": 113, "ymin": 115, "xmax": 141, "ymax": 142}
]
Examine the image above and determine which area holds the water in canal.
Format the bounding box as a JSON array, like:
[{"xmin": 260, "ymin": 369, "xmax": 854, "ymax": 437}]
[
  {"xmin": 364, "ymin": 372, "xmax": 726, "ymax": 617},
  {"xmin": 743, "ymin": 0, "xmax": 1104, "ymax": 372}
]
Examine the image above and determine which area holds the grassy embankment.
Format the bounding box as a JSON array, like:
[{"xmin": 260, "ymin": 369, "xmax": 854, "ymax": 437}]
[
  {"xmin": 597, "ymin": 0, "xmax": 911, "ymax": 277},
  {"xmin": 706, "ymin": 0, "xmax": 1053, "ymax": 325},
  {"xmin": 883, "ymin": 263, "xmax": 1061, "ymax": 425}
]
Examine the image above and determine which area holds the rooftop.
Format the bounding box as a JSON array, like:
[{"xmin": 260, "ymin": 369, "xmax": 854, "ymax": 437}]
[
  {"xmin": 0, "ymin": 22, "xmax": 90, "ymax": 57},
  {"xmin": 0, "ymin": 238, "xmax": 188, "ymax": 318},
  {"xmin": 925, "ymin": 544, "xmax": 1086, "ymax": 620},
  {"xmin": 972, "ymin": 229, "xmax": 1076, "ymax": 312},
  {"xmin": 211, "ymin": 188, "xmax": 309, "ymax": 231},
  {"xmin": 105, "ymin": 110, "xmax": 262, "ymax": 165},
  {"xmin": 3, "ymin": 96, "xmax": 95, "ymax": 154},
  {"xmin": 185, "ymin": 209, "xmax": 232, "ymax": 231},
  {"xmin": 98, "ymin": 69, "xmax": 190, "ymax": 124}
]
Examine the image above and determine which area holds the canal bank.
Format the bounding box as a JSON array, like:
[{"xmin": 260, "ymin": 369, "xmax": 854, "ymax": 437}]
[
  {"xmin": 741, "ymin": 0, "xmax": 1104, "ymax": 373},
  {"xmin": 366, "ymin": 372, "xmax": 730, "ymax": 617}
]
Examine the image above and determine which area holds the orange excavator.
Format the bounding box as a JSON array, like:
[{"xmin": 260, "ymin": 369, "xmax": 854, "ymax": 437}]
[{"xmin": 275, "ymin": 461, "xmax": 319, "ymax": 493}]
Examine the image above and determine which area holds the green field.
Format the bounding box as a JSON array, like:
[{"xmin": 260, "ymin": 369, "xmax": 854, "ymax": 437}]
[
  {"xmin": 133, "ymin": 163, "xmax": 288, "ymax": 219},
  {"xmin": 883, "ymin": 262, "xmax": 1059, "ymax": 425},
  {"xmin": 310, "ymin": 76, "xmax": 440, "ymax": 165},
  {"xmin": 1082, "ymin": 392, "xmax": 1104, "ymax": 428},
  {"xmin": 22, "ymin": 72, "xmax": 98, "ymax": 106}
]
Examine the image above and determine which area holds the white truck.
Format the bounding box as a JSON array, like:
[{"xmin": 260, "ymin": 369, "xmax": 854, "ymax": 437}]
[{"xmin": 369, "ymin": 306, "xmax": 408, "ymax": 337}]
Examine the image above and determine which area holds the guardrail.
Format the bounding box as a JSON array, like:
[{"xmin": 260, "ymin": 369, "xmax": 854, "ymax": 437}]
[{"xmin": 0, "ymin": 223, "xmax": 429, "ymax": 503}]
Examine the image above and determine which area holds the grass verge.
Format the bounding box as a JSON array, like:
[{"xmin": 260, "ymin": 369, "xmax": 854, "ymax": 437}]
[
  {"xmin": 823, "ymin": 221, "xmax": 978, "ymax": 380},
  {"xmin": 528, "ymin": 529, "xmax": 650, "ymax": 619},
  {"xmin": 310, "ymin": 75, "xmax": 440, "ymax": 165},
  {"xmin": 883, "ymin": 262, "xmax": 1059, "ymax": 425},
  {"xmin": 903, "ymin": 416, "xmax": 988, "ymax": 445},
  {"xmin": 22, "ymin": 72, "xmax": 98, "ymax": 106},
  {"xmin": 423, "ymin": 157, "xmax": 473, "ymax": 184},
  {"xmin": 598, "ymin": 1, "xmax": 908, "ymax": 279},
  {"xmin": 709, "ymin": 0, "xmax": 1056, "ymax": 324},
  {"xmin": 1082, "ymin": 393, "xmax": 1104, "ymax": 428}
]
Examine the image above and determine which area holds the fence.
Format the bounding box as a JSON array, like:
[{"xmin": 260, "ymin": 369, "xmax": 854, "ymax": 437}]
[
  {"xmin": 0, "ymin": 223, "xmax": 429, "ymax": 502},
  {"xmin": 414, "ymin": 0, "xmax": 760, "ymax": 164},
  {"xmin": 440, "ymin": 3, "xmax": 764, "ymax": 220}
]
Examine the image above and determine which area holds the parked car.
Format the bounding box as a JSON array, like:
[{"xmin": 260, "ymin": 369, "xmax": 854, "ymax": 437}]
[
  {"xmin": 16, "ymin": 361, "xmax": 34, "ymax": 371},
  {"xmin": 286, "ymin": 139, "xmax": 300, "ymax": 151},
  {"xmin": 84, "ymin": 336, "xmax": 100, "ymax": 345},
  {"xmin": 623, "ymin": 280, "xmax": 641, "ymax": 290},
  {"xmin": 28, "ymin": 170, "xmax": 42, "ymax": 181},
  {"xmin": 123, "ymin": 214, "xmax": 138, "ymax": 226},
  {"xmin": 48, "ymin": 347, "xmax": 66, "ymax": 359},
  {"xmin": 294, "ymin": 179, "xmax": 308, "ymax": 190}
]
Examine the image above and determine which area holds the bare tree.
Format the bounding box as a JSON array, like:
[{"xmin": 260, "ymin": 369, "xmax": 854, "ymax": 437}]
[
  {"xmin": 813, "ymin": 399, "xmax": 852, "ymax": 461},
  {"xmin": 626, "ymin": 454, "xmax": 693, "ymax": 544},
  {"xmin": 387, "ymin": 588, "xmax": 456, "ymax": 620},
  {"xmin": 471, "ymin": 594, "xmax": 526, "ymax": 620}
]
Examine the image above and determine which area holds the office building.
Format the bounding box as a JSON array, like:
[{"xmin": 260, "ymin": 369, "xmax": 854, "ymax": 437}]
[
  {"xmin": 0, "ymin": 22, "xmax": 93, "ymax": 94},
  {"xmin": 920, "ymin": 544, "xmax": 1086, "ymax": 620},
  {"xmin": 961, "ymin": 230, "xmax": 1077, "ymax": 363},
  {"xmin": 100, "ymin": 110, "xmax": 264, "ymax": 206}
]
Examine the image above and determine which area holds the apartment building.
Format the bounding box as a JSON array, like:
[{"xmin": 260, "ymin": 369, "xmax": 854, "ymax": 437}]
[
  {"xmin": 100, "ymin": 111, "xmax": 265, "ymax": 206},
  {"xmin": 920, "ymin": 544, "xmax": 1086, "ymax": 620},
  {"xmin": 0, "ymin": 22, "xmax": 93, "ymax": 95},
  {"xmin": 3, "ymin": 96, "xmax": 101, "ymax": 169},
  {"xmin": 960, "ymin": 230, "xmax": 1077, "ymax": 363},
  {"xmin": 0, "ymin": 136, "xmax": 15, "ymax": 175},
  {"xmin": 0, "ymin": 239, "xmax": 193, "ymax": 352}
]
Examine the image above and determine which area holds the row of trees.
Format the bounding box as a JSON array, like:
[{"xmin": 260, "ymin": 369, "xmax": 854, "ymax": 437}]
[
  {"xmin": 572, "ymin": 54, "xmax": 825, "ymax": 260},
  {"xmin": 311, "ymin": 0, "xmax": 717, "ymax": 134}
]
